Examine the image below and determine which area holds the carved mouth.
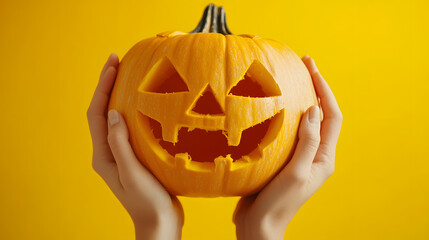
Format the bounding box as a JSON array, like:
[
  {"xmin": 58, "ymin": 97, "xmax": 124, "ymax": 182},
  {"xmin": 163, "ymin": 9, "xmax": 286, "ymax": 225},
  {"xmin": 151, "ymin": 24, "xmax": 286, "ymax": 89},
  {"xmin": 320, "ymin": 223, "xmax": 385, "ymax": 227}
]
[{"xmin": 142, "ymin": 111, "xmax": 283, "ymax": 163}]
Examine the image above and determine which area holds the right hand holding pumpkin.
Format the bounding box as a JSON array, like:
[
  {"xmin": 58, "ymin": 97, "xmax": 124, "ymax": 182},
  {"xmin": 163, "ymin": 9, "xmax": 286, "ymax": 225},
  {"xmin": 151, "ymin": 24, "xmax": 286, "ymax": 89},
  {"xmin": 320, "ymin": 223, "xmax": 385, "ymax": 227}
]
[{"xmin": 233, "ymin": 56, "xmax": 343, "ymax": 240}]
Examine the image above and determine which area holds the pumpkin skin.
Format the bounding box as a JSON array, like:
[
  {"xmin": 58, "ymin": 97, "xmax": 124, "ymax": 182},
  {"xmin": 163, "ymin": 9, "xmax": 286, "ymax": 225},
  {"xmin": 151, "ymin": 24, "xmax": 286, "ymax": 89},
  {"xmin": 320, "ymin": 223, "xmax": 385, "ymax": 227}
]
[{"xmin": 108, "ymin": 8, "xmax": 318, "ymax": 197}]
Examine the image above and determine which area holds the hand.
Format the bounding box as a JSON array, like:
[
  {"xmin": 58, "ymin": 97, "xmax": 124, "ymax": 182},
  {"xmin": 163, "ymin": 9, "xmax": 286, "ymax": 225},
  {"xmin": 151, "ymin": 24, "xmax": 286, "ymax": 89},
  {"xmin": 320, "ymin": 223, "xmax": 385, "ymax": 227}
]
[
  {"xmin": 233, "ymin": 56, "xmax": 343, "ymax": 240},
  {"xmin": 87, "ymin": 54, "xmax": 184, "ymax": 240}
]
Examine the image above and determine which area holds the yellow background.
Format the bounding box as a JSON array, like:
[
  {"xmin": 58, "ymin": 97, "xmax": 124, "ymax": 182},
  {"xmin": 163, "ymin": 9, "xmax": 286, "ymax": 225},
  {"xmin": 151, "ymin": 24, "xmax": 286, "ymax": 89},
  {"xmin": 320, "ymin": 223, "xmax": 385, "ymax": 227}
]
[{"xmin": 1, "ymin": 0, "xmax": 428, "ymax": 239}]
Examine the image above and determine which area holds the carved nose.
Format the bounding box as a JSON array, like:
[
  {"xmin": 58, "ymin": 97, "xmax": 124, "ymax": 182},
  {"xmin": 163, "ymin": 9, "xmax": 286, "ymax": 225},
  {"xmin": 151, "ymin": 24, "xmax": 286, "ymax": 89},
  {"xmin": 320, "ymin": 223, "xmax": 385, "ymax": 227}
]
[{"xmin": 191, "ymin": 86, "xmax": 225, "ymax": 115}]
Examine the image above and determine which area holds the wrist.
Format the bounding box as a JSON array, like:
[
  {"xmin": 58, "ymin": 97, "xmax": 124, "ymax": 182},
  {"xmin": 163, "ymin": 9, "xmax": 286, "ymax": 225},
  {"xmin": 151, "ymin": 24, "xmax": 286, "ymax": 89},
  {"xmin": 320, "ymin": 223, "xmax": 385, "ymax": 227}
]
[
  {"xmin": 237, "ymin": 210, "xmax": 295, "ymax": 240},
  {"xmin": 133, "ymin": 211, "xmax": 182, "ymax": 240}
]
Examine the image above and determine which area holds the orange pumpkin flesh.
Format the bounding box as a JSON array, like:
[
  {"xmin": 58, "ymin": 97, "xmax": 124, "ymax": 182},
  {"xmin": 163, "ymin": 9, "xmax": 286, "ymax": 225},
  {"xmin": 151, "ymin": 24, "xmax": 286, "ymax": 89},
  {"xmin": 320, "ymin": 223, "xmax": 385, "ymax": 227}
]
[{"xmin": 108, "ymin": 4, "xmax": 318, "ymax": 197}]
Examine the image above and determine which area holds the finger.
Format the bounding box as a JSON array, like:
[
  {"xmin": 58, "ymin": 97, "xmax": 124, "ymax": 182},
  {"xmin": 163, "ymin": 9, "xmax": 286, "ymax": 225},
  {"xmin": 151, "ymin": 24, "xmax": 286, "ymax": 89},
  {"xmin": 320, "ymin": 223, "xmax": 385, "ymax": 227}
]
[
  {"xmin": 88, "ymin": 55, "xmax": 119, "ymax": 118},
  {"xmin": 88, "ymin": 55, "xmax": 119, "ymax": 178},
  {"xmin": 315, "ymin": 70, "xmax": 342, "ymax": 151},
  {"xmin": 302, "ymin": 56, "xmax": 340, "ymax": 116},
  {"xmin": 302, "ymin": 56, "xmax": 343, "ymax": 159},
  {"xmin": 88, "ymin": 66, "xmax": 118, "ymax": 165},
  {"xmin": 285, "ymin": 106, "xmax": 321, "ymax": 174},
  {"xmin": 107, "ymin": 109, "xmax": 163, "ymax": 190},
  {"xmin": 100, "ymin": 53, "xmax": 120, "ymax": 78},
  {"xmin": 87, "ymin": 54, "xmax": 119, "ymax": 158}
]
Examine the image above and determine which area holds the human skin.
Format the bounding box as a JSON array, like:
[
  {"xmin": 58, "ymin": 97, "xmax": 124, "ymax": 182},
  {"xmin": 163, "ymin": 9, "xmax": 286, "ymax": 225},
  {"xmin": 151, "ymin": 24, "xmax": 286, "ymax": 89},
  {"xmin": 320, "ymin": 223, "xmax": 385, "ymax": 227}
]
[
  {"xmin": 233, "ymin": 55, "xmax": 343, "ymax": 240},
  {"xmin": 87, "ymin": 54, "xmax": 183, "ymax": 240},
  {"xmin": 87, "ymin": 54, "xmax": 342, "ymax": 240}
]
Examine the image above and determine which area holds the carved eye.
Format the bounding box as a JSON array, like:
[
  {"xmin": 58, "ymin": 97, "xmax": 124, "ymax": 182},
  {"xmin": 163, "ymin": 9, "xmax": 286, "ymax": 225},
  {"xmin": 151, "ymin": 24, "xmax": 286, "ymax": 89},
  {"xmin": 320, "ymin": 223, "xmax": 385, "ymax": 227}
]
[
  {"xmin": 228, "ymin": 60, "xmax": 281, "ymax": 98},
  {"xmin": 140, "ymin": 57, "xmax": 189, "ymax": 93}
]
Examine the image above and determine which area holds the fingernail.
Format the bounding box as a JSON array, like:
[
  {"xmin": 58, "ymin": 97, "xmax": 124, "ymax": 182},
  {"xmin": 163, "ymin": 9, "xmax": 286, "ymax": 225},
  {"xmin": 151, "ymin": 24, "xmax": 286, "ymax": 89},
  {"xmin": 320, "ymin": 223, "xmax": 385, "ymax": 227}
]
[
  {"xmin": 309, "ymin": 106, "xmax": 320, "ymax": 123},
  {"xmin": 108, "ymin": 109, "xmax": 119, "ymax": 126}
]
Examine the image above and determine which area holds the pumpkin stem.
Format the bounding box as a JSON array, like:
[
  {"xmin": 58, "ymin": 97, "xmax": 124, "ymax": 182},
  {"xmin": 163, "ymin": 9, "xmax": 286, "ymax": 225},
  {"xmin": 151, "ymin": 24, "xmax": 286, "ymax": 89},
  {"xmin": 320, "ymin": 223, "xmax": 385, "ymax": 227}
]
[{"xmin": 190, "ymin": 3, "xmax": 232, "ymax": 35}]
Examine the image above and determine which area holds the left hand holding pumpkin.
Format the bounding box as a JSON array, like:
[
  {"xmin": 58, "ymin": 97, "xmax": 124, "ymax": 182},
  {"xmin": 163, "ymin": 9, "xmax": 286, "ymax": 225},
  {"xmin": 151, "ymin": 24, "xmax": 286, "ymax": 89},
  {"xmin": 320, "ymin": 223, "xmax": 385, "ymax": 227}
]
[
  {"xmin": 233, "ymin": 56, "xmax": 343, "ymax": 240},
  {"xmin": 87, "ymin": 54, "xmax": 184, "ymax": 240}
]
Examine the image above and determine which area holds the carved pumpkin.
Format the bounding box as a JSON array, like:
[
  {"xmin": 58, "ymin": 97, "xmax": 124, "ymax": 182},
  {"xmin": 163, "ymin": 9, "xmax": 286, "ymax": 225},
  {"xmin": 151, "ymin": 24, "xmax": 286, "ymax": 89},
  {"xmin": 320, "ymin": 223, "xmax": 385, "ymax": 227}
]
[{"xmin": 108, "ymin": 4, "xmax": 318, "ymax": 197}]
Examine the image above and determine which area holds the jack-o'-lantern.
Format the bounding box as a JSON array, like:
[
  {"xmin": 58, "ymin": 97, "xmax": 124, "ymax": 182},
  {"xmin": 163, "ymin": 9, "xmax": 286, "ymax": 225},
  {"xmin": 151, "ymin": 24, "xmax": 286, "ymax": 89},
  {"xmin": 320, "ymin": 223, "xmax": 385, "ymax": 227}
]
[{"xmin": 108, "ymin": 4, "xmax": 318, "ymax": 197}]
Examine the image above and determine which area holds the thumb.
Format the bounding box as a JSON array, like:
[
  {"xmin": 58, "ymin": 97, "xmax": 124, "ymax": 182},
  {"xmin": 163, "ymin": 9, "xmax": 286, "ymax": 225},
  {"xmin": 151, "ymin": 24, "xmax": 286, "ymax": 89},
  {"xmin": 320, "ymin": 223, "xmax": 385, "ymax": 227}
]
[
  {"xmin": 286, "ymin": 105, "xmax": 321, "ymax": 175},
  {"xmin": 107, "ymin": 109, "xmax": 153, "ymax": 187}
]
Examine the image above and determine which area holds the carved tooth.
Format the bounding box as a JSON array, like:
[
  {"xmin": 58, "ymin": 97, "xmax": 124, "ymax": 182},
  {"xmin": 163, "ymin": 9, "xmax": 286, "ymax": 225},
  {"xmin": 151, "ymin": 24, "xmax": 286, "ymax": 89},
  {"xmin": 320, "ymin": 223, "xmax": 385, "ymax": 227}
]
[
  {"xmin": 227, "ymin": 128, "xmax": 243, "ymax": 146},
  {"xmin": 175, "ymin": 153, "xmax": 191, "ymax": 168},
  {"xmin": 242, "ymin": 155, "xmax": 252, "ymax": 163},
  {"xmin": 161, "ymin": 124, "xmax": 179, "ymax": 144},
  {"xmin": 214, "ymin": 155, "xmax": 233, "ymax": 173}
]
